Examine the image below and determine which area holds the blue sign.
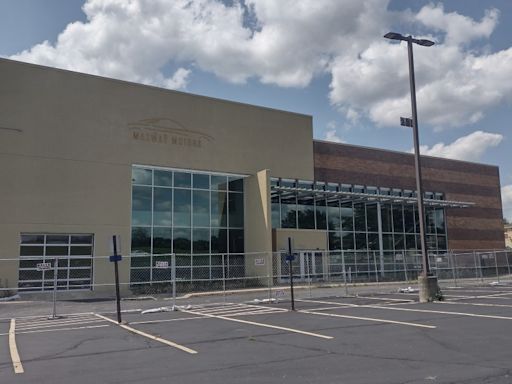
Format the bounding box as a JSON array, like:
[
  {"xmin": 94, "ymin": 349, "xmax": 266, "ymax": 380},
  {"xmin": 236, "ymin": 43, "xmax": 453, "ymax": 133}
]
[
  {"xmin": 285, "ymin": 254, "xmax": 295, "ymax": 262},
  {"xmin": 109, "ymin": 255, "xmax": 122, "ymax": 262}
]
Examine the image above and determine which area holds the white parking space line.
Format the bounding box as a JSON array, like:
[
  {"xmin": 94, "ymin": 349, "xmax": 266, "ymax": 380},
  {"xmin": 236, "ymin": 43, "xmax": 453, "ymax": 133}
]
[
  {"xmin": 298, "ymin": 310, "xmax": 436, "ymax": 329},
  {"xmin": 179, "ymin": 309, "xmax": 333, "ymax": 339},
  {"xmin": 186, "ymin": 303, "xmax": 288, "ymax": 317},
  {"xmin": 9, "ymin": 319, "xmax": 24, "ymax": 374},
  {"xmin": 94, "ymin": 314, "xmax": 198, "ymax": 354},
  {"xmin": 130, "ymin": 316, "xmax": 206, "ymax": 325},
  {"xmin": 296, "ymin": 299, "xmax": 356, "ymax": 307},
  {"xmin": 350, "ymin": 296, "xmax": 415, "ymax": 303},
  {"xmin": 16, "ymin": 318, "xmax": 107, "ymax": 331},
  {"xmin": 0, "ymin": 324, "xmax": 110, "ymax": 336},
  {"xmin": 437, "ymin": 301, "xmax": 512, "ymax": 309},
  {"xmin": 0, "ymin": 311, "xmax": 95, "ymax": 322},
  {"xmin": 297, "ymin": 297, "xmax": 512, "ymax": 321},
  {"xmin": 362, "ymin": 304, "xmax": 512, "ymax": 321}
]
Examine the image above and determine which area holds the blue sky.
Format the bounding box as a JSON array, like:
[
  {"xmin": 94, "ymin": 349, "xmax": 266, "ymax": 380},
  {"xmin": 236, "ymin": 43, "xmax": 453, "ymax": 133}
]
[{"xmin": 0, "ymin": 0, "xmax": 511, "ymax": 220}]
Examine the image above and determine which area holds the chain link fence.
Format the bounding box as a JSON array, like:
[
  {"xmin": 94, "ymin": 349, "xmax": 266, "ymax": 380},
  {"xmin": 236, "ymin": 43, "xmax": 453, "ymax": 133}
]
[{"xmin": 1, "ymin": 250, "xmax": 512, "ymax": 303}]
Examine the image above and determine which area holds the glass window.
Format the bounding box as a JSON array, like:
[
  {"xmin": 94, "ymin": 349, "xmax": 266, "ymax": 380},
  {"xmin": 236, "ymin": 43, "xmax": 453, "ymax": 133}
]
[
  {"xmin": 327, "ymin": 200, "xmax": 340, "ymax": 230},
  {"xmin": 211, "ymin": 228, "xmax": 227, "ymax": 254},
  {"xmin": 152, "ymin": 227, "xmax": 172, "ymax": 254},
  {"xmin": 18, "ymin": 233, "xmax": 93, "ymax": 292},
  {"xmin": 394, "ymin": 234, "xmax": 405, "ymax": 250},
  {"xmin": 21, "ymin": 234, "xmax": 44, "ymax": 244},
  {"xmin": 368, "ymin": 233, "xmax": 379, "ymax": 250},
  {"xmin": 174, "ymin": 189, "xmax": 191, "ymax": 227},
  {"xmin": 342, "ymin": 232, "xmax": 354, "ymax": 250},
  {"xmin": 153, "ymin": 188, "xmax": 173, "ymax": 226},
  {"xmin": 193, "ymin": 228, "xmax": 210, "ymax": 254},
  {"xmin": 280, "ymin": 195, "xmax": 297, "ymax": 228},
  {"xmin": 228, "ymin": 177, "xmax": 244, "ymax": 192},
  {"xmin": 354, "ymin": 203, "xmax": 366, "ymax": 232},
  {"xmin": 392, "ymin": 205, "xmax": 404, "ymax": 233},
  {"xmin": 366, "ymin": 204, "xmax": 378, "ymax": 232},
  {"xmin": 173, "ymin": 228, "xmax": 191, "ymax": 254},
  {"xmin": 154, "ymin": 170, "xmax": 172, "ymax": 187},
  {"xmin": 229, "ymin": 229, "xmax": 244, "ymax": 254},
  {"xmin": 193, "ymin": 190, "xmax": 210, "ymax": 227},
  {"xmin": 132, "ymin": 167, "xmax": 152, "ymax": 185},
  {"xmin": 228, "ymin": 192, "xmax": 244, "ymax": 228},
  {"xmin": 355, "ymin": 233, "xmax": 367, "ymax": 250},
  {"xmin": 46, "ymin": 235, "xmax": 69, "ymax": 244},
  {"xmin": 435, "ymin": 208, "xmax": 445, "ymax": 234},
  {"xmin": 381, "ymin": 204, "xmax": 392, "ymax": 232},
  {"xmin": 382, "ymin": 234, "xmax": 394, "ymax": 250},
  {"xmin": 132, "ymin": 186, "xmax": 152, "ymax": 226},
  {"xmin": 328, "ymin": 232, "xmax": 341, "ymax": 250},
  {"xmin": 297, "ymin": 196, "xmax": 315, "ymax": 229},
  {"xmin": 341, "ymin": 203, "xmax": 353, "ymax": 231},
  {"xmin": 406, "ymin": 234, "xmax": 416, "ymax": 250},
  {"xmin": 174, "ymin": 172, "xmax": 191, "ymax": 188},
  {"xmin": 211, "ymin": 191, "xmax": 228, "ymax": 227},
  {"xmin": 404, "ymin": 206, "xmax": 415, "ymax": 234},
  {"xmin": 193, "ymin": 174, "xmax": 210, "ymax": 189},
  {"xmin": 315, "ymin": 199, "xmax": 327, "ymax": 230},
  {"xmin": 271, "ymin": 195, "xmax": 280, "ymax": 229},
  {"xmin": 437, "ymin": 235, "xmax": 447, "ymax": 250},
  {"xmin": 211, "ymin": 175, "xmax": 227, "ymax": 190},
  {"xmin": 131, "ymin": 227, "xmax": 151, "ymax": 254},
  {"xmin": 426, "ymin": 208, "xmax": 436, "ymax": 234}
]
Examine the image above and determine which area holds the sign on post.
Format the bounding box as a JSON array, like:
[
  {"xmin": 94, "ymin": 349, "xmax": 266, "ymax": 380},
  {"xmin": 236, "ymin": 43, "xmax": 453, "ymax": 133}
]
[
  {"xmin": 254, "ymin": 258, "xmax": 265, "ymax": 266},
  {"xmin": 155, "ymin": 261, "xmax": 169, "ymax": 269},
  {"xmin": 36, "ymin": 262, "xmax": 52, "ymax": 271}
]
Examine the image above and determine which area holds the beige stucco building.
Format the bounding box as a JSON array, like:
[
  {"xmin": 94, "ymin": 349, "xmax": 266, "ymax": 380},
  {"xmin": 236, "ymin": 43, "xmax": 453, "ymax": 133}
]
[{"xmin": 0, "ymin": 58, "xmax": 506, "ymax": 294}]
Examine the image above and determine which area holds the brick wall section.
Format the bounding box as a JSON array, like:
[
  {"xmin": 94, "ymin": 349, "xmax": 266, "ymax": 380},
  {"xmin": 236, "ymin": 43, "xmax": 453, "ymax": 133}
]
[{"xmin": 313, "ymin": 140, "xmax": 505, "ymax": 250}]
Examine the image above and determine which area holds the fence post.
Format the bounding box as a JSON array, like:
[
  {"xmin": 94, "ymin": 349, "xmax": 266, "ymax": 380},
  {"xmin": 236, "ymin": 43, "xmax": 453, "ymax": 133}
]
[
  {"xmin": 306, "ymin": 252, "xmax": 312, "ymax": 298},
  {"xmin": 222, "ymin": 254, "xmax": 226, "ymax": 303},
  {"xmin": 267, "ymin": 252, "xmax": 272, "ymax": 302},
  {"xmin": 450, "ymin": 251, "xmax": 457, "ymax": 287},
  {"xmin": 506, "ymin": 250, "xmax": 511, "ymax": 278},
  {"xmin": 401, "ymin": 251, "xmax": 409, "ymax": 282},
  {"xmin": 494, "ymin": 249, "xmax": 500, "ymax": 283},
  {"xmin": 373, "ymin": 251, "xmax": 379, "ymax": 285},
  {"xmin": 342, "ymin": 250, "xmax": 348, "ymax": 296},
  {"xmin": 171, "ymin": 253, "xmax": 177, "ymax": 310},
  {"xmin": 473, "ymin": 250, "xmax": 479, "ymax": 281},
  {"xmin": 49, "ymin": 258, "xmax": 59, "ymax": 320}
]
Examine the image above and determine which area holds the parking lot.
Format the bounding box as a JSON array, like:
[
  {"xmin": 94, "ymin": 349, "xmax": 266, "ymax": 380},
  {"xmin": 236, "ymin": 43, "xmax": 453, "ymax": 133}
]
[{"xmin": 2, "ymin": 284, "xmax": 512, "ymax": 383}]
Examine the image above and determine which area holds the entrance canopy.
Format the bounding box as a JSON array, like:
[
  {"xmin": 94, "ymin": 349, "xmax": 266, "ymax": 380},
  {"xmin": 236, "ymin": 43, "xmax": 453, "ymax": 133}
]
[{"xmin": 270, "ymin": 178, "xmax": 474, "ymax": 208}]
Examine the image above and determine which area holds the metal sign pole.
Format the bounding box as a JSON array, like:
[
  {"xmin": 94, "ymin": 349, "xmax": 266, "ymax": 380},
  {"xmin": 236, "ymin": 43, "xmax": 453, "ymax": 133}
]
[
  {"xmin": 288, "ymin": 237, "xmax": 295, "ymax": 311},
  {"xmin": 50, "ymin": 258, "xmax": 58, "ymax": 319},
  {"xmin": 112, "ymin": 235, "xmax": 122, "ymax": 324}
]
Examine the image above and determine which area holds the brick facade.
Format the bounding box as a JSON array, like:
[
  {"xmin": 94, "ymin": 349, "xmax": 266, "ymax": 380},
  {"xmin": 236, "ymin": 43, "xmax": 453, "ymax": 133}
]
[{"xmin": 313, "ymin": 140, "xmax": 505, "ymax": 250}]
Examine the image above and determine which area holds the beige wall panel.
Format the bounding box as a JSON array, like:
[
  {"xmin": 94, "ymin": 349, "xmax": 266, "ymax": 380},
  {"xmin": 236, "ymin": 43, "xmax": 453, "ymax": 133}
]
[
  {"xmin": 244, "ymin": 170, "xmax": 272, "ymax": 279},
  {"xmin": 0, "ymin": 59, "xmax": 314, "ymax": 180}
]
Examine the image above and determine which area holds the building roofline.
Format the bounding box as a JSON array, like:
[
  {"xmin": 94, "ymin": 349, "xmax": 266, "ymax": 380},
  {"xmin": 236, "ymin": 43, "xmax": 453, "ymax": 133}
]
[
  {"xmin": 0, "ymin": 57, "xmax": 312, "ymax": 120},
  {"xmin": 313, "ymin": 139, "xmax": 500, "ymax": 169}
]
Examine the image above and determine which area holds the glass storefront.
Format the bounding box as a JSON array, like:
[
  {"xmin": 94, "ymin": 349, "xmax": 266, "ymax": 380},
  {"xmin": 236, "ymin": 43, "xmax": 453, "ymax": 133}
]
[
  {"xmin": 271, "ymin": 178, "xmax": 448, "ymax": 252},
  {"xmin": 131, "ymin": 166, "xmax": 245, "ymax": 283}
]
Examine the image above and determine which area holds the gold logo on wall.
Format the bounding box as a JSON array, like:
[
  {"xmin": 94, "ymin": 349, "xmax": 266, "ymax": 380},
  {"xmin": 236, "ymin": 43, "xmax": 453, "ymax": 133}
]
[{"xmin": 128, "ymin": 118, "xmax": 214, "ymax": 148}]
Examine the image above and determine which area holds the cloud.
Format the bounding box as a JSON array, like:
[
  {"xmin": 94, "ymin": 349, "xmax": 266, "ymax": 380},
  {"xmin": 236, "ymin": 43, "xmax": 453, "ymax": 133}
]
[
  {"xmin": 324, "ymin": 121, "xmax": 344, "ymax": 143},
  {"xmin": 416, "ymin": 131, "xmax": 503, "ymax": 161},
  {"xmin": 8, "ymin": 0, "xmax": 512, "ymax": 129},
  {"xmin": 502, "ymin": 185, "xmax": 512, "ymax": 222}
]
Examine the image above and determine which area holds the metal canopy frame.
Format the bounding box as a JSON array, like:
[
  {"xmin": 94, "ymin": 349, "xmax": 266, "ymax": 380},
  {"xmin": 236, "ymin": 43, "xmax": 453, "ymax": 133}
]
[{"xmin": 271, "ymin": 185, "xmax": 474, "ymax": 208}]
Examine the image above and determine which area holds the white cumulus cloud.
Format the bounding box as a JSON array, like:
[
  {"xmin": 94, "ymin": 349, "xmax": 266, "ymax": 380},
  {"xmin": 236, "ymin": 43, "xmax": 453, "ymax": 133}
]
[
  {"xmin": 416, "ymin": 131, "xmax": 503, "ymax": 161},
  {"xmin": 7, "ymin": 0, "xmax": 512, "ymax": 130}
]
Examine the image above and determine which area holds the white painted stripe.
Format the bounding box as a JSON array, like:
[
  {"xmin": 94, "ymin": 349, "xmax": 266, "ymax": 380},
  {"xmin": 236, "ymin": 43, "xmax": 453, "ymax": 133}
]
[
  {"xmin": 94, "ymin": 314, "xmax": 197, "ymax": 354},
  {"xmin": 296, "ymin": 299, "xmax": 355, "ymax": 307},
  {"xmin": 17, "ymin": 319, "xmax": 106, "ymax": 331},
  {"xmin": 130, "ymin": 316, "xmax": 206, "ymax": 325},
  {"xmin": 0, "ymin": 324, "xmax": 110, "ymax": 336},
  {"xmin": 351, "ymin": 296, "xmax": 415, "ymax": 303},
  {"xmin": 180, "ymin": 309, "xmax": 333, "ymax": 339},
  {"xmin": 223, "ymin": 309, "xmax": 288, "ymax": 317},
  {"xmin": 362, "ymin": 304, "xmax": 512, "ymax": 321},
  {"xmin": 16, "ymin": 315, "xmax": 97, "ymax": 326},
  {"xmin": 0, "ymin": 311, "xmax": 94, "ymax": 321},
  {"xmin": 437, "ymin": 301, "xmax": 512, "ymax": 309},
  {"xmin": 299, "ymin": 310, "xmax": 436, "ymax": 329},
  {"xmin": 9, "ymin": 319, "xmax": 24, "ymax": 374}
]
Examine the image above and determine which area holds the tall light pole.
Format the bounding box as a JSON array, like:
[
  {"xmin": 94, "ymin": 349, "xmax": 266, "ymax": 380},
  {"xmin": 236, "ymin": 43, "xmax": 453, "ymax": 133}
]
[{"xmin": 384, "ymin": 32, "xmax": 439, "ymax": 302}]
